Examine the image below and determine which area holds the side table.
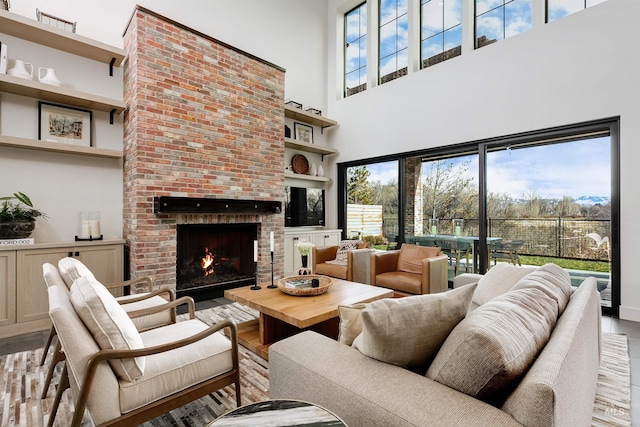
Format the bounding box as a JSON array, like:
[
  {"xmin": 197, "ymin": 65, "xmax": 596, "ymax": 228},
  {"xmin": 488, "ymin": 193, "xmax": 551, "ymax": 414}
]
[{"xmin": 208, "ymin": 399, "xmax": 347, "ymax": 426}]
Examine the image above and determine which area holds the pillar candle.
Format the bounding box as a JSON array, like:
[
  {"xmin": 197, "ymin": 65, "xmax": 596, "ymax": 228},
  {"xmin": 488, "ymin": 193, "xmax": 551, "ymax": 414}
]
[
  {"xmin": 89, "ymin": 220, "xmax": 101, "ymax": 238},
  {"xmin": 455, "ymin": 226, "xmax": 462, "ymax": 236},
  {"xmin": 80, "ymin": 221, "xmax": 91, "ymax": 239},
  {"xmin": 254, "ymin": 240, "xmax": 258, "ymax": 262},
  {"xmin": 270, "ymin": 231, "xmax": 274, "ymax": 252},
  {"xmin": 431, "ymin": 225, "xmax": 437, "ymax": 235}
]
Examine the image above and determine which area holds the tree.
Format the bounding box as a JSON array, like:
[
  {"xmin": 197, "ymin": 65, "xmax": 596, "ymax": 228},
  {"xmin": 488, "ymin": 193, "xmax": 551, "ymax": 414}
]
[
  {"xmin": 422, "ymin": 159, "xmax": 476, "ymax": 220},
  {"xmin": 347, "ymin": 166, "xmax": 374, "ymax": 204}
]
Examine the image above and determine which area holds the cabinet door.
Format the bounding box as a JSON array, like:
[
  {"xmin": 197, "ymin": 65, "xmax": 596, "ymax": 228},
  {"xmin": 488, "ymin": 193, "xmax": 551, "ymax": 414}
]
[
  {"xmin": 284, "ymin": 233, "xmax": 312, "ymax": 276},
  {"xmin": 77, "ymin": 245, "xmax": 123, "ymax": 285},
  {"xmin": 0, "ymin": 251, "xmax": 16, "ymax": 327},
  {"xmin": 16, "ymin": 247, "xmax": 72, "ymax": 323}
]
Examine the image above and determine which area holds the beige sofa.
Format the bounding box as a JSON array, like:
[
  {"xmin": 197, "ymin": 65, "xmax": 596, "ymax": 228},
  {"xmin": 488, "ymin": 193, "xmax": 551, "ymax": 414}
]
[{"xmin": 270, "ymin": 264, "xmax": 602, "ymax": 426}]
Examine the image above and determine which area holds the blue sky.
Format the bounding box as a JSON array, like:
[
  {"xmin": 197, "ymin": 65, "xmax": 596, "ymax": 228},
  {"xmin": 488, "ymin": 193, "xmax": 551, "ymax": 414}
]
[{"xmin": 364, "ymin": 136, "xmax": 611, "ymax": 200}]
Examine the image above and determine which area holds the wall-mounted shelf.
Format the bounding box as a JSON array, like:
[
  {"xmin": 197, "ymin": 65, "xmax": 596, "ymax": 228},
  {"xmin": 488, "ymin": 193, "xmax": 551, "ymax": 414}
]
[
  {"xmin": 284, "ymin": 137, "xmax": 338, "ymax": 156},
  {"xmin": 0, "ymin": 9, "xmax": 125, "ymax": 70},
  {"xmin": 284, "ymin": 106, "xmax": 337, "ymax": 129},
  {"xmin": 285, "ymin": 171, "xmax": 331, "ymax": 182},
  {"xmin": 0, "ymin": 73, "xmax": 126, "ymax": 113},
  {"xmin": 0, "ymin": 135, "xmax": 122, "ymax": 158}
]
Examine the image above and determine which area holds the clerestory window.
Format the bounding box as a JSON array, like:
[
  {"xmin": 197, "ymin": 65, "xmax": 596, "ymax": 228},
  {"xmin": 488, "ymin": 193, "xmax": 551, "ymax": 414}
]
[
  {"xmin": 547, "ymin": 0, "xmax": 607, "ymax": 23},
  {"xmin": 421, "ymin": 0, "xmax": 462, "ymax": 69},
  {"xmin": 345, "ymin": 3, "xmax": 368, "ymax": 97},
  {"xmin": 379, "ymin": 0, "xmax": 408, "ymax": 85},
  {"xmin": 475, "ymin": 0, "xmax": 532, "ymax": 49}
]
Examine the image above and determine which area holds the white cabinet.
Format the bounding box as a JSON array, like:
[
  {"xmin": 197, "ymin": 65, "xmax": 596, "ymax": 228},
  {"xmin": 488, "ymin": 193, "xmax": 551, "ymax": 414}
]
[{"xmin": 284, "ymin": 229, "xmax": 341, "ymax": 276}]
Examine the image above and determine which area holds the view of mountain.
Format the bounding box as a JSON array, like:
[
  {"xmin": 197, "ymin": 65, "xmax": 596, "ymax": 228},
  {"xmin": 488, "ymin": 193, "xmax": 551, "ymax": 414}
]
[{"xmin": 574, "ymin": 196, "xmax": 610, "ymax": 206}]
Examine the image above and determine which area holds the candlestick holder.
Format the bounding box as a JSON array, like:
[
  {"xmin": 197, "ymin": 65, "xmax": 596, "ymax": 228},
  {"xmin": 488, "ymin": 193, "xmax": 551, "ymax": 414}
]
[
  {"xmin": 251, "ymin": 261, "xmax": 261, "ymax": 290},
  {"xmin": 267, "ymin": 251, "xmax": 277, "ymax": 288}
]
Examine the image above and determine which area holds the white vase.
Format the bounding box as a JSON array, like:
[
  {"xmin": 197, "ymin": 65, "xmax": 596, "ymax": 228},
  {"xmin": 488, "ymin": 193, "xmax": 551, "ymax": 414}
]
[
  {"xmin": 317, "ymin": 164, "xmax": 324, "ymax": 177},
  {"xmin": 309, "ymin": 163, "xmax": 317, "ymax": 176},
  {"xmin": 38, "ymin": 67, "xmax": 62, "ymax": 86},
  {"xmin": 7, "ymin": 59, "xmax": 33, "ymax": 80}
]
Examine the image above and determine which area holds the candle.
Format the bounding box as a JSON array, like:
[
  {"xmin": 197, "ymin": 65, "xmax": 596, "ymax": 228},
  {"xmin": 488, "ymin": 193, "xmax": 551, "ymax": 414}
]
[
  {"xmin": 80, "ymin": 221, "xmax": 90, "ymax": 239},
  {"xmin": 270, "ymin": 231, "xmax": 274, "ymax": 252},
  {"xmin": 455, "ymin": 226, "xmax": 462, "ymax": 236},
  {"xmin": 431, "ymin": 225, "xmax": 437, "ymax": 235},
  {"xmin": 89, "ymin": 220, "xmax": 101, "ymax": 238},
  {"xmin": 254, "ymin": 240, "xmax": 258, "ymax": 262}
]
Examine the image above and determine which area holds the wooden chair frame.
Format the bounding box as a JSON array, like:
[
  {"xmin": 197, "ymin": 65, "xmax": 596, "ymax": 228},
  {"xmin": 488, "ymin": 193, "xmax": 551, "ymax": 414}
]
[{"xmin": 48, "ymin": 296, "xmax": 241, "ymax": 427}]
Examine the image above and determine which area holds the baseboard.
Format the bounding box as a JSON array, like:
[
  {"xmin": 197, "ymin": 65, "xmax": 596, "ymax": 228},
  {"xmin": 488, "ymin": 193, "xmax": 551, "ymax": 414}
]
[{"xmin": 618, "ymin": 305, "xmax": 640, "ymax": 322}]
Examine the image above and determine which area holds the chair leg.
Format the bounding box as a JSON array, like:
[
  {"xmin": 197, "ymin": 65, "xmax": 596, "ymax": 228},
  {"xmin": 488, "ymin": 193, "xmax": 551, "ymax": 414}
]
[
  {"xmin": 41, "ymin": 340, "xmax": 65, "ymax": 399},
  {"xmin": 47, "ymin": 361, "xmax": 70, "ymax": 427},
  {"xmin": 40, "ymin": 326, "xmax": 57, "ymax": 366}
]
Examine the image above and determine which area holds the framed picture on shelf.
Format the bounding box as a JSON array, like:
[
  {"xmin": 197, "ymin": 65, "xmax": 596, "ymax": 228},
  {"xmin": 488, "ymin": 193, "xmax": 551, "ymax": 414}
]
[
  {"xmin": 294, "ymin": 122, "xmax": 314, "ymax": 144},
  {"xmin": 38, "ymin": 101, "xmax": 92, "ymax": 147}
]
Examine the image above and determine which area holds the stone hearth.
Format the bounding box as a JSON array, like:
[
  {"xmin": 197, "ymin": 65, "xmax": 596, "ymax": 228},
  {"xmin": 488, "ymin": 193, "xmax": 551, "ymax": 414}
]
[{"xmin": 122, "ymin": 7, "xmax": 285, "ymax": 290}]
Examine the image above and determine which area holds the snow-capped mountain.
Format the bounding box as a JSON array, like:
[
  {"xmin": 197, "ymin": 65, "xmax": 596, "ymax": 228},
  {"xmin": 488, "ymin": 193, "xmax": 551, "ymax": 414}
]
[{"xmin": 574, "ymin": 196, "xmax": 609, "ymax": 206}]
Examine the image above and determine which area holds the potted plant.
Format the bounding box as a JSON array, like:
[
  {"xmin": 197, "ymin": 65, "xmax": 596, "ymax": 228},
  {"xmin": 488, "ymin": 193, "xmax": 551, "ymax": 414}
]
[{"xmin": 0, "ymin": 192, "xmax": 46, "ymax": 239}]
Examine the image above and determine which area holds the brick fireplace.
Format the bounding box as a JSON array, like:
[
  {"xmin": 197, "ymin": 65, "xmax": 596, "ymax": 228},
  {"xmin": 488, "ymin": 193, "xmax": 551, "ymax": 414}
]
[{"xmin": 122, "ymin": 7, "xmax": 285, "ymax": 292}]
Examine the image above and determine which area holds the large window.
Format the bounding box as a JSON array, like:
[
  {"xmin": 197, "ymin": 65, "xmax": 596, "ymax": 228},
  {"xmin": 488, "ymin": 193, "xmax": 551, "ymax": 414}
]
[
  {"xmin": 345, "ymin": 3, "xmax": 368, "ymax": 97},
  {"xmin": 379, "ymin": 0, "xmax": 408, "ymax": 85},
  {"xmin": 339, "ymin": 119, "xmax": 619, "ymax": 315},
  {"xmin": 421, "ymin": 0, "xmax": 462, "ymax": 69},
  {"xmin": 547, "ymin": 0, "xmax": 607, "ymax": 22},
  {"xmin": 475, "ymin": 0, "xmax": 532, "ymax": 48}
]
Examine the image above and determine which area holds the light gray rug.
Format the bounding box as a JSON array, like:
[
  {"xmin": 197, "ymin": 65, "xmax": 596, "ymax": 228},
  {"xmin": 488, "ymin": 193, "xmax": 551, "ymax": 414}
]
[{"xmin": 0, "ymin": 303, "xmax": 631, "ymax": 426}]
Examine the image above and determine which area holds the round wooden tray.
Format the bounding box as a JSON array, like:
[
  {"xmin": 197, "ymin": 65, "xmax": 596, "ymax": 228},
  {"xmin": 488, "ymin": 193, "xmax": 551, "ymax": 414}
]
[
  {"xmin": 277, "ymin": 275, "xmax": 333, "ymax": 296},
  {"xmin": 291, "ymin": 154, "xmax": 309, "ymax": 174}
]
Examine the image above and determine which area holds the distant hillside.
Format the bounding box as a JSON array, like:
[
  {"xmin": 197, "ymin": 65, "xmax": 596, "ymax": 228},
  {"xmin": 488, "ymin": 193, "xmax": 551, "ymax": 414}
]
[{"xmin": 574, "ymin": 196, "xmax": 610, "ymax": 206}]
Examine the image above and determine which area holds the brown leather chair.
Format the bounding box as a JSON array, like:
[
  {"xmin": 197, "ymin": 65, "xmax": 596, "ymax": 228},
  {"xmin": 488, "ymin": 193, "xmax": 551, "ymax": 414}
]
[
  {"xmin": 313, "ymin": 240, "xmax": 369, "ymax": 280},
  {"xmin": 370, "ymin": 244, "xmax": 449, "ymax": 296}
]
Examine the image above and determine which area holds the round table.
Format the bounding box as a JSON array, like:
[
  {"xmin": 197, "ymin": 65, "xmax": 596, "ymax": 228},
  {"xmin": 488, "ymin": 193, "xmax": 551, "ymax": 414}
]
[{"xmin": 208, "ymin": 399, "xmax": 348, "ymax": 426}]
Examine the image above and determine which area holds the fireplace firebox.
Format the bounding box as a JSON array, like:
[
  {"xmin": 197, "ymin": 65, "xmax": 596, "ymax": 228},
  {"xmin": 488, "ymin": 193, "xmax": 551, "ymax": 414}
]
[{"xmin": 176, "ymin": 223, "xmax": 257, "ymax": 296}]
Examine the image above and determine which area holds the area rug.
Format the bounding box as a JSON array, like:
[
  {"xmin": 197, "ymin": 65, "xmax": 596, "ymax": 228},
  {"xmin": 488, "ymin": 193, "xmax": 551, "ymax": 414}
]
[{"xmin": 0, "ymin": 303, "xmax": 632, "ymax": 426}]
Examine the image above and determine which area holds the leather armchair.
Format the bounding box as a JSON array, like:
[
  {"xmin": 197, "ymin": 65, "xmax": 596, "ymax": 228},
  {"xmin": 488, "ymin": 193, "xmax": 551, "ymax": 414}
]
[
  {"xmin": 370, "ymin": 244, "xmax": 449, "ymax": 296},
  {"xmin": 313, "ymin": 240, "xmax": 369, "ymax": 280}
]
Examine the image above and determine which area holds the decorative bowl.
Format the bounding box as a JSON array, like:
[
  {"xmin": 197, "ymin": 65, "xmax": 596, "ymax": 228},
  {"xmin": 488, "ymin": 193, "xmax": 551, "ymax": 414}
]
[{"xmin": 277, "ymin": 275, "xmax": 333, "ymax": 296}]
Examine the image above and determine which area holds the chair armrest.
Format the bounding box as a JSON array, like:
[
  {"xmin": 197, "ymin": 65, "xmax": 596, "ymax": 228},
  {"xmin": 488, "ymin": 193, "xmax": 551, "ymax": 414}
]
[
  {"xmin": 347, "ymin": 248, "xmax": 374, "ymax": 283},
  {"xmin": 103, "ymin": 276, "xmax": 153, "ymax": 294},
  {"xmin": 125, "ymin": 295, "xmax": 195, "ymax": 322},
  {"xmin": 313, "ymin": 246, "xmax": 339, "ymax": 266},
  {"xmin": 74, "ymin": 319, "xmax": 239, "ymax": 426},
  {"xmin": 369, "ymin": 250, "xmax": 400, "ymax": 284},
  {"xmin": 115, "ymin": 287, "xmax": 176, "ymax": 304},
  {"xmin": 421, "ymin": 254, "xmax": 449, "ymax": 294}
]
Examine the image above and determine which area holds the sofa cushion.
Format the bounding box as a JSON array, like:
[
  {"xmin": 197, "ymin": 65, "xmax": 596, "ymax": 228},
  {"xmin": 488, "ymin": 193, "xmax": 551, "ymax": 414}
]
[
  {"xmin": 352, "ymin": 283, "xmax": 476, "ymax": 369},
  {"xmin": 374, "ymin": 271, "xmax": 423, "ymax": 295},
  {"xmin": 397, "ymin": 244, "xmax": 440, "ymax": 274},
  {"xmin": 58, "ymin": 256, "xmax": 96, "ymax": 289},
  {"xmin": 471, "ymin": 263, "xmax": 536, "ymax": 311},
  {"xmin": 70, "ymin": 276, "xmax": 145, "ymax": 381},
  {"xmin": 426, "ymin": 281, "xmax": 561, "ymax": 404},
  {"xmin": 337, "ymin": 303, "xmax": 367, "ymax": 345},
  {"xmin": 511, "ymin": 263, "xmax": 572, "ymax": 316},
  {"xmin": 315, "ymin": 262, "xmax": 348, "ymax": 279}
]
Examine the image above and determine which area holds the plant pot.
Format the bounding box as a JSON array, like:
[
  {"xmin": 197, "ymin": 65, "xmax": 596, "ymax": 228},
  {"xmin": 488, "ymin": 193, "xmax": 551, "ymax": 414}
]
[{"xmin": 0, "ymin": 220, "xmax": 35, "ymax": 239}]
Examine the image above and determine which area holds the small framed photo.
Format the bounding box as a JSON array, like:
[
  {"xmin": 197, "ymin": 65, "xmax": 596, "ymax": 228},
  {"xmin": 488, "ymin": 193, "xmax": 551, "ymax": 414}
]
[
  {"xmin": 294, "ymin": 122, "xmax": 314, "ymax": 144},
  {"xmin": 38, "ymin": 101, "xmax": 92, "ymax": 147}
]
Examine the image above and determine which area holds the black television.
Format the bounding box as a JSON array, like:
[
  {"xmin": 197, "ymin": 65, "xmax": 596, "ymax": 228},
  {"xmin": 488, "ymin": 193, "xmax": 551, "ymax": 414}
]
[{"xmin": 285, "ymin": 186, "xmax": 325, "ymax": 227}]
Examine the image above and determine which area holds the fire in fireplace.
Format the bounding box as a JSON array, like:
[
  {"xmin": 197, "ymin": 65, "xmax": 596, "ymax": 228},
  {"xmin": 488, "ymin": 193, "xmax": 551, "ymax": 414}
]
[{"xmin": 176, "ymin": 223, "xmax": 257, "ymax": 295}]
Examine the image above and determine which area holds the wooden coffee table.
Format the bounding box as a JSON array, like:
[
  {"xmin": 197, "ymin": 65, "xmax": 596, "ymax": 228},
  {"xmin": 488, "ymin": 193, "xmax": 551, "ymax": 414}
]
[{"xmin": 224, "ymin": 278, "xmax": 393, "ymax": 359}]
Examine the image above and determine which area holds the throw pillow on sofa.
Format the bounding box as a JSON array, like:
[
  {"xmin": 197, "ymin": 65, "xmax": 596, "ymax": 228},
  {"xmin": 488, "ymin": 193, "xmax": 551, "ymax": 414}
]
[
  {"xmin": 470, "ymin": 263, "xmax": 536, "ymax": 311},
  {"xmin": 337, "ymin": 303, "xmax": 367, "ymax": 346},
  {"xmin": 352, "ymin": 283, "xmax": 476, "ymax": 370},
  {"xmin": 70, "ymin": 275, "xmax": 146, "ymax": 382},
  {"xmin": 426, "ymin": 264, "xmax": 571, "ymax": 404},
  {"xmin": 327, "ymin": 239, "xmax": 364, "ymax": 265}
]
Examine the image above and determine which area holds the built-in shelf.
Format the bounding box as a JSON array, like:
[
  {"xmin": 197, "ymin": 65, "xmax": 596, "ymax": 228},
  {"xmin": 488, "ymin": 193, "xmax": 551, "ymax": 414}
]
[
  {"xmin": 284, "ymin": 137, "xmax": 338, "ymax": 156},
  {"xmin": 0, "ymin": 73, "xmax": 126, "ymax": 113},
  {"xmin": 0, "ymin": 9, "xmax": 125, "ymax": 67},
  {"xmin": 285, "ymin": 171, "xmax": 331, "ymax": 182},
  {"xmin": 284, "ymin": 106, "xmax": 338, "ymax": 129},
  {"xmin": 0, "ymin": 135, "xmax": 122, "ymax": 158}
]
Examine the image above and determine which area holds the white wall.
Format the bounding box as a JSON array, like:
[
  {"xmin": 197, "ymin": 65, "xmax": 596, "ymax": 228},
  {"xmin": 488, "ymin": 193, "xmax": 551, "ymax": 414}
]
[{"xmin": 325, "ymin": 0, "xmax": 640, "ymax": 320}]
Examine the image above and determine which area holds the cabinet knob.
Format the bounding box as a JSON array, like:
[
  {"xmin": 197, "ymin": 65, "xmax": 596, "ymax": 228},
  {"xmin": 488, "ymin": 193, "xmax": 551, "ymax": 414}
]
[
  {"xmin": 75, "ymin": 251, "xmax": 80, "ymax": 257},
  {"xmin": 68, "ymin": 252, "xmax": 73, "ymax": 257},
  {"xmin": 293, "ymin": 237, "xmax": 299, "ymax": 241}
]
